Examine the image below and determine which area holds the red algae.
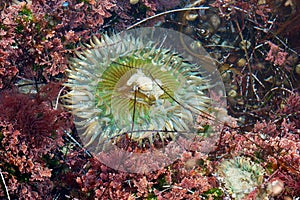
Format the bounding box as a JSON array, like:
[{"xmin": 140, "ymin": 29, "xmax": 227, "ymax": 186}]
[{"xmin": 0, "ymin": 0, "xmax": 299, "ymax": 199}]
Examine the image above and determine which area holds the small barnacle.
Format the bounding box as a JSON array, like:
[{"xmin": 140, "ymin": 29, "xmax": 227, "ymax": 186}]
[
  {"xmin": 228, "ymin": 89, "xmax": 237, "ymax": 98},
  {"xmin": 267, "ymin": 178, "xmax": 284, "ymax": 197},
  {"xmin": 130, "ymin": 0, "xmax": 139, "ymax": 5},
  {"xmin": 236, "ymin": 58, "xmax": 247, "ymax": 67},
  {"xmin": 239, "ymin": 40, "xmax": 251, "ymax": 50},
  {"xmin": 185, "ymin": 12, "xmax": 198, "ymax": 21},
  {"xmin": 197, "ymin": 27, "xmax": 212, "ymax": 38},
  {"xmin": 64, "ymin": 27, "xmax": 226, "ymax": 172},
  {"xmin": 217, "ymin": 156, "xmax": 266, "ymax": 200}
]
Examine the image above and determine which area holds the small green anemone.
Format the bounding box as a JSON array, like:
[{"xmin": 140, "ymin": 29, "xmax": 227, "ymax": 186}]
[
  {"xmin": 64, "ymin": 27, "xmax": 222, "ymax": 155},
  {"xmin": 217, "ymin": 156, "xmax": 266, "ymax": 199}
]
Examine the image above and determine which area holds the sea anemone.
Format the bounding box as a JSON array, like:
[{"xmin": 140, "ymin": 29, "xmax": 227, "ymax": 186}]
[
  {"xmin": 64, "ymin": 27, "xmax": 225, "ymax": 172},
  {"xmin": 217, "ymin": 156, "xmax": 266, "ymax": 199}
]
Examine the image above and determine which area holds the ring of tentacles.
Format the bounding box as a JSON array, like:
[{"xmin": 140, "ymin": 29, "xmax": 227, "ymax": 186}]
[{"xmin": 64, "ymin": 28, "xmax": 217, "ymax": 154}]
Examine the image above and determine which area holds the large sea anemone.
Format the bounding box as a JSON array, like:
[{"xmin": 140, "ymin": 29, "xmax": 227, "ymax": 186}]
[{"xmin": 64, "ymin": 27, "xmax": 226, "ymax": 172}]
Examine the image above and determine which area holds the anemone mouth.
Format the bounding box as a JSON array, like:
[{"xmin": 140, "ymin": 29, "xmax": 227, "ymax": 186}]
[{"xmin": 64, "ymin": 27, "xmax": 226, "ymax": 173}]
